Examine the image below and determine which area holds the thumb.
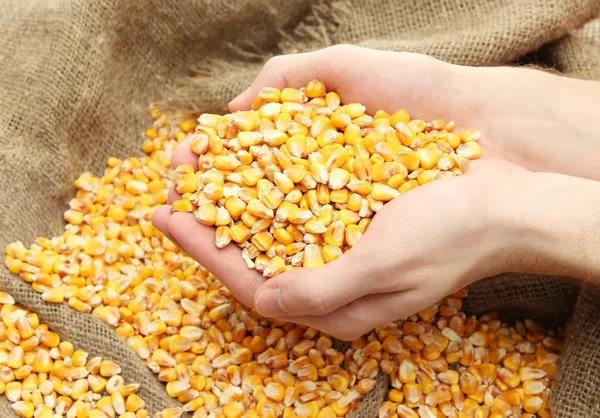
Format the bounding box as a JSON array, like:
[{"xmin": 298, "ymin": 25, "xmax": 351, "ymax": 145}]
[{"xmin": 253, "ymin": 247, "xmax": 372, "ymax": 318}]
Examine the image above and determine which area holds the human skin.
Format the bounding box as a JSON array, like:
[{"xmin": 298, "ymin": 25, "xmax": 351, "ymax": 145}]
[{"xmin": 153, "ymin": 45, "xmax": 600, "ymax": 340}]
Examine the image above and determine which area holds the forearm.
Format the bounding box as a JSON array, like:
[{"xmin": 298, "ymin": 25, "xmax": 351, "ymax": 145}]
[
  {"xmin": 471, "ymin": 67, "xmax": 600, "ymax": 180},
  {"xmin": 502, "ymin": 172, "xmax": 600, "ymax": 281}
]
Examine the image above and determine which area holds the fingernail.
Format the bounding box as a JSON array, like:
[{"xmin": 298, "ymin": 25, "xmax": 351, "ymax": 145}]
[{"xmin": 255, "ymin": 288, "xmax": 285, "ymax": 317}]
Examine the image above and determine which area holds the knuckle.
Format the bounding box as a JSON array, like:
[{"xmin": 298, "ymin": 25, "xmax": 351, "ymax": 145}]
[
  {"xmin": 280, "ymin": 281, "xmax": 330, "ymax": 316},
  {"xmin": 264, "ymin": 54, "xmax": 286, "ymax": 69},
  {"xmin": 242, "ymin": 273, "xmax": 262, "ymax": 303},
  {"xmin": 311, "ymin": 284, "xmax": 332, "ymax": 315},
  {"xmin": 332, "ymin": 328, "xmax": 363, "ymax": 342}
]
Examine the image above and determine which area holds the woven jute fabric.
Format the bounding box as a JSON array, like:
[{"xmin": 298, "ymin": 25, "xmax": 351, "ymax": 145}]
[{"xmin": 1, "ymin": 0, "xmax": 599, "ymax": 416}]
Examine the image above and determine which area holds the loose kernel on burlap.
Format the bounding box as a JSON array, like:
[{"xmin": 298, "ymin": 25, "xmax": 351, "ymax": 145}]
[{"xmin": 1, "ymin": 0, "xmax": 599, "ymax": 417}]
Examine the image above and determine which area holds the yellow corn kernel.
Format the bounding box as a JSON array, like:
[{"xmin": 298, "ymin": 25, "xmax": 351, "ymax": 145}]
[
  {"xmin": 258, "ymin": 87, "xmax": 281, "ymax": 103},
  {"xmin": 176, "ymin": 173, "xmax": 198, "ymax": 194},
  {"xmin": 124, "ymin": 394, "xmax": 145, "ymax": 412},
  {"xmin": 388, "ymin": 388, "xmax": 404, "ymax": 403},
  {"xmin": 263, "ymin": 256, "xmax": 286, "ymax": 278},
  {"xmin": 287, "ymin": 208, "xmax": 311, "ymax": 225},
  {"xmin": 445, "ymin": 132, "xmax": 460, "ymax": 148},
  {"xmin": 398, "ymin": 179, "xmax": 419, "ymax": 194},
  {"xmin": 12, "ymin": 401, "xmax": 34, "ymax": 418},
  {"xmin": 330, "ymin": 109, "xmax": 351, "ymax": 129},
  {"xmin": 323, "ymin": 221, "xmax": 345, "ymax": 247},
  {"xmin": 345, "ymin": 224, "xmax": 362, "ymax": 247},
  {"xmin": 240, "ymin": 168, "xmax": 265, "ymax": 187},
  {"xmin": 460, "ymin": 129, "xmax": 481, "ymax": 143},
  {"xmin": 172, "ymin": 199, "xmax": 194, "ymax": 212},
  {"xmin": 302, "ymin": 220, "xmax": 326, "ymax": 235},
  {"xmin": 283, "ymin": 164, "xmax": 306, "ymax": 183},
  {"xmin": 305, "ymin": 80, "xmax": 325, "ymax": 98},
  {"xmin": 369, "ymin": 163, "xmax": 390, "ymax": 183},
  {"xmin": 273, "ymin": 172, "xmax": 295, "ymax": 194},
  {"xmin": 224, "ymin": 197, "xmax": 247, "ymax": 220},
  {"xmin": 329, "ymin": 189, "xmax": 348, "ymax": 204},
  {"xmin": 193, "ymin": 204, "xmax": 217, "ymax": 226},
  {"xmin": 389, "ymin": 109, "xmax": 409, "ymax": 126},
  {"xmin": 161, "ymin": 408, "xmax": 185, "ymax": 418},
  {"xmin": 346, "ymin": 194, "xmax": 363, "ymax": 212},
  {"xmin": 396, "ymin": 151, "xmax": 420, "ymax": 171},
  {"xmin": 418, "ymin": 148, "xmax": 440, "ymax": 169},
  {"xmin": 371, "ymin": 183, "xmax": 400, "ymax": 201},
  {"xmin": 303, "ymin": 245, "xmax": 324, "ymax": 268},
  {"xmin": 99, "ymin": 360, "xmax": 121, "ymax": 377},
  {"xmin": 281, "ymin": 88, "xmax": 306, "ymax": 104},
  {"xmin": 327, "ymin": 168, "xmax": 350, "ymax": 190},
  {"xmin": 322, "ymin": 245, "xmax": 343, "ymax": 263},
  {"xmin": 386, "ymin": 173, "xmax": 406, "ymax": 189},
  {"xmin": 338, "ymin": 209, "xmax": 360, "ymax": 225},
  {"xmin": 352, "ymin": 157, "xmax": 371, "ymax": 182},
  {"xmin": 69, "ymin": 298, "xmax": 92, "ymax": 313},
  {"xmin": 417, "ymin": 169, "xmax": 439, "ymax": 185},
  {"xmin": 456, "ymin": 140, "xmax": 482, "ymax": 160},
  {"xmin": 189, "ymin": 133, "xmax": 209, "ymax": 155},
  {"xmin": 232, "ymin": 111, "xmax": 258, "ymax": 131}
]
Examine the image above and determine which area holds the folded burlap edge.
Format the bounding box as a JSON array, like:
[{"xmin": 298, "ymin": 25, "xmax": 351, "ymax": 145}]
[{"xmin": 0, "ymin": 266, "xmax": 186, "ymax": 417}]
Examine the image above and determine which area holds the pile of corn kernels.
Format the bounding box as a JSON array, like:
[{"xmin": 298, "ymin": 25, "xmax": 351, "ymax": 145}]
[
  {"xmin": 172, "ymin": 80, "xmax": 482, "ymax": 276},
  {"xmin": 4, "ymin": 81, "xmax": 561, "ymax": 418},
  {"xmin": 0, "ymin": 292, "xmax": 149, "ymax": 418}
]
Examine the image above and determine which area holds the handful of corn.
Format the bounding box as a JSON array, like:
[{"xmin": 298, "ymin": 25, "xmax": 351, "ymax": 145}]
[{"xmin": 172, "ymin": 80, "xmax": 483, "ymax": 276}]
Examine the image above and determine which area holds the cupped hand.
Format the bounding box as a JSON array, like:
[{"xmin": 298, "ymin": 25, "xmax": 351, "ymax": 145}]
[
  {"xmin": 248, "ymin": 159, "xmax": 529, "ymax": 340},
  {"xmin": 153, "ymin": 149, "xmax": 529, "ymax": 339},
  {"xmin": 231, "ymin": 45, "xmax": 600, "ymax": 180}
]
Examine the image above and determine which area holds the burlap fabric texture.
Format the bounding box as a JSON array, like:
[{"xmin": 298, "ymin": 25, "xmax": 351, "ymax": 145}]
[{"xmin": 1, "ymin": 0, "xmax": 599, "ymax": 416}]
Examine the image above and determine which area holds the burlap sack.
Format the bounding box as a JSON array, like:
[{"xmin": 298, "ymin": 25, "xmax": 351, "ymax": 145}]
[{"xmin": 1, "ymin": 0, "xmax": 599, "ymax": 416}]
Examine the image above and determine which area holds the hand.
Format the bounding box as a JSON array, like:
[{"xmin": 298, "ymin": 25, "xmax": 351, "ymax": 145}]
[
  {"xmin": 231, "ymin": 45, "xmax": 600, "ymax": 181},
  {"xmin": 248, "ymin": 159, "xmax": 530, "ymax": 340},
  {"xmin": 250, "ymin": 162, "xmax": 600, "ymax": 341}
]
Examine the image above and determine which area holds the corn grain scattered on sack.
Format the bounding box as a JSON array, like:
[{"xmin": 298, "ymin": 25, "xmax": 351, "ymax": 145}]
[
  {"xmin": 0, "ymin": 291, "xmax": 152, "ymax": 418},
  {"xmin": 3, "ymin": 108, "xmax": 562, "ymax": 418},
  {"xmin": 174, "ymin": 81, "xmax": 482, "ymax": 276}
]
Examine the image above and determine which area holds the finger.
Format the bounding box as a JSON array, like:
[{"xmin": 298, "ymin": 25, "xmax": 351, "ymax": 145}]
[
  {"xmin": 463, "ymin": 158, "xmax": 529, "ymax": 176},
  {"xmin": 253, "ymin": 243, "xmax": 391, "ymax": 318},
  {"xmin": 280, "ymin": 289, "xmax": 425, "ymax": 341},
  {"xmin": 151, "ymin": 205, "xmax": 184, "ymax": 250},
  {"xmin": 167, "ymin": 188, "xmax": 181, "ymax": 205},
  {"xmin": 229, "ymin": 45, "xmax": 451, "ymax": 118},
  {"xmin": 229, "ymin": 45, "xmax": 387, "ymax": 112},
  {"xmin": 167, "ymin": 212, "xmax": 265, "ymax": 307},
  {"xmin": 171, "ymin": 135, "xmax": 199, "ymax": 170},
  {"xmin": 229, "ymin": 51, "xmax": 324, "ymax": 112}
]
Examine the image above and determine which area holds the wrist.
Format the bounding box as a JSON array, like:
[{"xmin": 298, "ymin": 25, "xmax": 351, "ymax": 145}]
[
  {"xmin": 466, "ymin": 66, "xmax": 600, "ymax": 180},
  {"xmin": 459, "ymin": 169, "xmax": 535, "ymax": 283},
  {"xmin": 500, "ymin": 172, "xmax": 600, "ymax": 279}
]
